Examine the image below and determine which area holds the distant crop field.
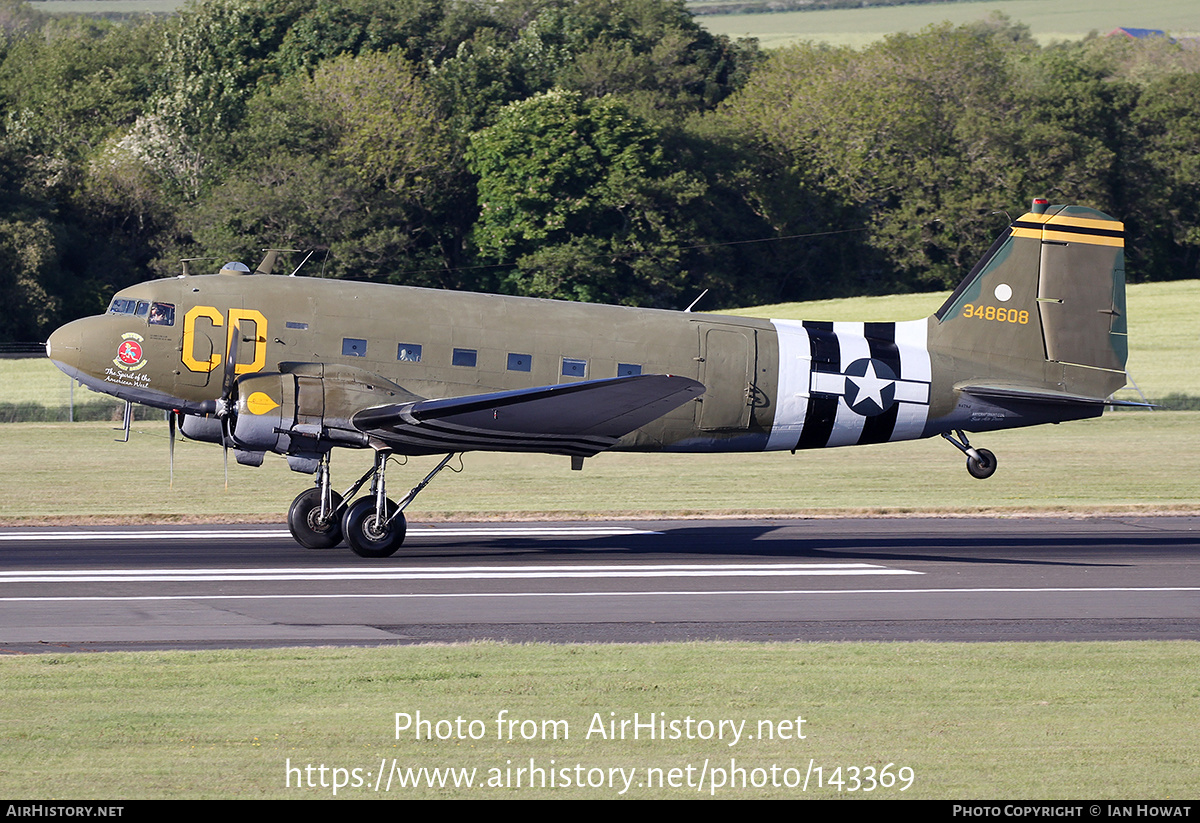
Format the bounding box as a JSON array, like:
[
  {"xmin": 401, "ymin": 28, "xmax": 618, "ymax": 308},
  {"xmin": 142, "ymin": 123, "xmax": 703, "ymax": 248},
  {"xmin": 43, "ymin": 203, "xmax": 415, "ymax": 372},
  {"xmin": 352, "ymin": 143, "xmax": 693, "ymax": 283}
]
[
  {"xmin": 28, "ymin": 0, "xmax": 180, "ymax": 13},
  {"xmin": 695, "ymin": 0, "xmax": 1200, "ymax": 47}
]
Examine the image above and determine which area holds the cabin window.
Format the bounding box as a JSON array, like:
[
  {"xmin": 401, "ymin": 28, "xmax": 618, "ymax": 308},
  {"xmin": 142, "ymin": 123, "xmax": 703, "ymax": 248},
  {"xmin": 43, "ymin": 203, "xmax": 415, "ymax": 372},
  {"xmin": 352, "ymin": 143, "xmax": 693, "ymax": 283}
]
[
  {"xmin": 148, "ymin": 302, "xmax": 175, "ymax": 326},
  {"xmin": 562, "ymin": 357, "xmax": 587, "ymax": 378},
  {"xmin": 397, "ymin": 344, "xmax": 422, "ymax": 363},
  {"xmin": 286, "ymin": 321, "xmax": 308, "ymax": 330},
  {"xmin": 507, "ymin": 353, "xmax": 532, "ymax": 372},
  {"xmin": 452, "ymin": 348, "xmax": 477, "ymax": 367},
  {"xmin": 617, "ymin": 363, "xmax": 642, "ymax": 376},
  {"xmin": 342, "ymin": 338, "xmax": 367, "ymax": 357}
]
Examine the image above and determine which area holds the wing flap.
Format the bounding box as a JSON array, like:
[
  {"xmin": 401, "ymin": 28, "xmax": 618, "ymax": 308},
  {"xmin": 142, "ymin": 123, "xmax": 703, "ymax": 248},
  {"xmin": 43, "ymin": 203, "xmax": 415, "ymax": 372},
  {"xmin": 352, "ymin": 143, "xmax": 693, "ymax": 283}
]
[{"xmin": 352, "ymin": 374, "xmax": 705, "ymax": 456}]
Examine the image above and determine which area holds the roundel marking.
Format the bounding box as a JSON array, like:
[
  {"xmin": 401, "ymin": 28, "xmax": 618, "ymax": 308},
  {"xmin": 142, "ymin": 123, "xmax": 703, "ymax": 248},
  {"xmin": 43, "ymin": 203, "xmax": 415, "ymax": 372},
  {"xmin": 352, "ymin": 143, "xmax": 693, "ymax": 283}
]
[
  {"xmin": 116, "ymin": 340, "xmax": 143, "ymax": 365},
  {"xmin": 246, "ymin": 391, "xmax": 281, "ymax": 416},
  {"xmin": 843, "ymin": 358, "xmax": 897, "ymax": 417}
]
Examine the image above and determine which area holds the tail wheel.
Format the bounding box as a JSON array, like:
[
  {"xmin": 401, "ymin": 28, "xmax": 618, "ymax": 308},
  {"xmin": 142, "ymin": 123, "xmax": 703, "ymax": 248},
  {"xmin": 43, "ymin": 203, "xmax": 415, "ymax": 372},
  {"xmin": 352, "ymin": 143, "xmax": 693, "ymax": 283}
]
[
  {"xmin": 342, "ymin": 497, "xmax": 406, "ymax": 558},
  {"xmin": 288, "ymin": 488, "xmax": 344, "ymax": 549},
  {"xmin": 966, "ymin": 448, "xmax": 998, "ymax": 480}
]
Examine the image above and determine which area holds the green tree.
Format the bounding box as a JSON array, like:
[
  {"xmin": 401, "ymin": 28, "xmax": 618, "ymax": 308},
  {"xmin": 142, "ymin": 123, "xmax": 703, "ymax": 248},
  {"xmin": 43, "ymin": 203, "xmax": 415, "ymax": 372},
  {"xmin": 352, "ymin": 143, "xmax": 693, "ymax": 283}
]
[
  {"xmin": 467, "ymin": 89, "xmax": 705, "ymax": 305},
  {"xmin": 189, "ymin": 50, "xmax": 472, "ymax": 288},
  {"xmin": 717, "ymin": 24, "xmax": 1084, "ymax": 293},
  {"xmin": 1124, "ymin": 71, "xmax": 1200, "ymax": 280}
]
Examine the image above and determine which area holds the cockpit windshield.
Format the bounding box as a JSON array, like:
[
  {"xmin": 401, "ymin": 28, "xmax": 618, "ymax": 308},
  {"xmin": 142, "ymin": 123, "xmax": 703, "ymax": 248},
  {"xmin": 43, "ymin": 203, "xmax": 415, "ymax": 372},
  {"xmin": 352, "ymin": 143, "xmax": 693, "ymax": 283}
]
[
  {"xmin": 149, "ymin": 302, "xmax": 175, "ymax": 326},
  {"xmin": 108, "ymin": 298, "xmax": 175, "ymax": 326}
]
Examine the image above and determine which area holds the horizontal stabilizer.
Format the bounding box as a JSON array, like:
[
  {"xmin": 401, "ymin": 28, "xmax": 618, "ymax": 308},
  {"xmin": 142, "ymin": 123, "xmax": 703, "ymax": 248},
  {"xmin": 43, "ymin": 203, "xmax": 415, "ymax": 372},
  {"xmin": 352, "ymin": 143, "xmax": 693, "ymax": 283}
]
[
  {"xmin": 959, "ymin": 384, "xmax": 1147, "ymax": 407},
  {"xmin": 352, "ymin": 374, "xmax": 705, "ymax": 456}
]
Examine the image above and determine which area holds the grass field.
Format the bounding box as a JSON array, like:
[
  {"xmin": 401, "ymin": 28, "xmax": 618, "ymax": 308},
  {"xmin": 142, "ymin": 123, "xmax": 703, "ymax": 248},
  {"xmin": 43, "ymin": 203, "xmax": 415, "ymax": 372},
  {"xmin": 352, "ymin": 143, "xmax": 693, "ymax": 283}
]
[
  {"xmin": 2, "ymin": 642, "xmax": 1197, "ymax": 798},
  {"xmin": 3, "ymin": 281, "xmax": 1196, "ymax": 801},
  {"xmin": 696, "ymin": 0, "xmax": 1200, "ymax": 47},
  {"xmin": 0, "ymin": 409, "xmax": 1196, "ymax": 521}
]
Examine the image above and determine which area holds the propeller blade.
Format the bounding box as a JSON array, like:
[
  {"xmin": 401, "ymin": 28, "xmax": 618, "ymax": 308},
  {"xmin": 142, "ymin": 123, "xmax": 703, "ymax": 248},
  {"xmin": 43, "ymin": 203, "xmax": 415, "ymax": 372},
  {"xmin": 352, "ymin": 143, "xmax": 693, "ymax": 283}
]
[
  {"xmin": 222, "ymin": 416, "xmax": 230, "ymax": 491},
  {"xmin": 220, "ymin": 320, "xmax": 241, "ymax": 413},
  {"xmin": 168, "ymin": 410, "xmax": 176, "ymax": 488}
]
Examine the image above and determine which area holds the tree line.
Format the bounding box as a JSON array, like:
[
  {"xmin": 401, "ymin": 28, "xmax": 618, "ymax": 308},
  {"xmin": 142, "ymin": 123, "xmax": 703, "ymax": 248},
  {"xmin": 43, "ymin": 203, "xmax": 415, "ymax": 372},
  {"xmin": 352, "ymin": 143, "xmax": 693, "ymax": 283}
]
[{"xmin": 1, "ymin": 0, "xmax": 1198, "ymax": 342}]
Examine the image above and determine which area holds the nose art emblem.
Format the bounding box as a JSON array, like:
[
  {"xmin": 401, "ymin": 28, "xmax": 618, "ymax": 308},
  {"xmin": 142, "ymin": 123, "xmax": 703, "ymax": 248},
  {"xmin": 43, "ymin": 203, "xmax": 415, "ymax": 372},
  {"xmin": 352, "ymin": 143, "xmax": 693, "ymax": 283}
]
[{"xmin": 114, "ymin": 332, "xmax": 147, "ymax": 371}]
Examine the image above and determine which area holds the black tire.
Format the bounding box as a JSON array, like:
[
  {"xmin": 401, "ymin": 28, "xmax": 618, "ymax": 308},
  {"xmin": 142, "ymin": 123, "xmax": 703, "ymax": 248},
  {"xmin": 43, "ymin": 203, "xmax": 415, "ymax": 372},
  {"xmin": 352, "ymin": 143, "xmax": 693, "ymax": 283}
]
[
  {"xmin": 341, "ymin": 496, "xmax": 406, "ymax": 558},
  {"xmin": 288, "ymin": 488, "xmax": 344, "ymax": 549},
  {"xmin": 966, "ymin": 448, "xmax": 997, "ymax": 480}
]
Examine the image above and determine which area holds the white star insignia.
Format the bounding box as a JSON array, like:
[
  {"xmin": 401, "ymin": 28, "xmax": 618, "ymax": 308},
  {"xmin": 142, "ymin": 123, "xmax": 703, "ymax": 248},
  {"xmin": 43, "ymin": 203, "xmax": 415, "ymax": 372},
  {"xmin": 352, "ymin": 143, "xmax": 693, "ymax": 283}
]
[{"xmin": 847, "ymin": 360, "xmax": 892, "ymax": 410}]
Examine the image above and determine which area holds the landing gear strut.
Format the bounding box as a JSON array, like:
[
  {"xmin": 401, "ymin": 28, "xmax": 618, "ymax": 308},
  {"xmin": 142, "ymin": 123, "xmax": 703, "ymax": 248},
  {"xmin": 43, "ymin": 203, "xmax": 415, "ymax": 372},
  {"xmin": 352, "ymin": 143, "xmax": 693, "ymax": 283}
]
[
  {"xmin": 285, "ymin": 451, "xmax": 459, "ymax": 557},
  {"xmin": 342, "ymin": 450, "xmax": 405, "ymax": 558},
  {"xmin": 941, "ymin": 430, "xmax": 998, "ymax": 480},
  {"xmin": 287, "ymin": 455, "xmax": 343, "ymax": 549}
]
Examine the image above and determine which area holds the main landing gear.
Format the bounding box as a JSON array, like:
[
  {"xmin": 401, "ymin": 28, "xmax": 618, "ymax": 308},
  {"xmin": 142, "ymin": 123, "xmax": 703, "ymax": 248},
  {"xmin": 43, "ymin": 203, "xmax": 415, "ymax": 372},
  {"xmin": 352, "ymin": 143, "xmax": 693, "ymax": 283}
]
[
  {"xmin": 940, "ymin": 430, "xmax": 998, "ymax": 480},
  {"xmin": 287, "ymin": 451, "xmax": 458, "ymax": 557}
]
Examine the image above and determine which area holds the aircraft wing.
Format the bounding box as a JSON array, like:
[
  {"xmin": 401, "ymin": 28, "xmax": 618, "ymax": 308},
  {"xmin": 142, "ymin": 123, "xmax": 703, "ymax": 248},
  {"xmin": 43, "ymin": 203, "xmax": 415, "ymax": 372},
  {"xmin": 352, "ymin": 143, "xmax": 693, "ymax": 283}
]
[{"xmin": 350, "ymin": 374, "xmax": 705, "ymax": 456}]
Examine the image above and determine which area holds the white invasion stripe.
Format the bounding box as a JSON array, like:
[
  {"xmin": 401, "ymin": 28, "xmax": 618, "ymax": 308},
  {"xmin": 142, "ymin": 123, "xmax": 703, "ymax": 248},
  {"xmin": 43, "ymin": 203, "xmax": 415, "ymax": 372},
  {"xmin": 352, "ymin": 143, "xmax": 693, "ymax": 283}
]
[
  {"xmin": 827, "ymin": 324, "xmax": 869, "ymax": 447},
  {"xmin": 0, "ymin": 562, "xmax": 920, "ymax": 583},
  {"xmin": 892, "ymin": 400, "xmax": 928, "ymax": 441},
  {"xmin": 2, "ymin": 586, "xmax": 1193, "ymax": 604},
  {"xmin": 891, "ymin": 318, "xmax": 933, "ymax": 440},
  {"xmin": 893, "ymin": 319, "xmax": 931, "ymax": 382},
  {"xmin": 766, "ymin": 319, "xmax": 812, "ymax": 451},
  {"xmin": 0, "ymin": 526, "xmax": 658, "ymax": 542}
]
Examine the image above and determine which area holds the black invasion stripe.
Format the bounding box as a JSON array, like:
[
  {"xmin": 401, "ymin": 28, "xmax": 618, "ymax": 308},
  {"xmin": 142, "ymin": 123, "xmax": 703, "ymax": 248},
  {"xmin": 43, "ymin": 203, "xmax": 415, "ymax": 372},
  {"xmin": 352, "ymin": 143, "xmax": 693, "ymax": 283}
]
[
  {"xmin": 857, "ymin": 402, "xmax": 898, "ymax": 445},
  {"xmin": 795, "ymin": 325, "xmax": 841, "ymax": 450},
  {"xmin": 1011, "ymin": 220, "xmax": 1124, "ymax": 239},
  {"xmin": 795, "ymin": 394, "xmax": 837, "ymax": 451},
  {"xmin": 864, "ymin": 323, "xmax": 901, "ymax": 377},
  {"xmin": 804, "ymin": 324, "xmax": 840, "ymax": 370}
]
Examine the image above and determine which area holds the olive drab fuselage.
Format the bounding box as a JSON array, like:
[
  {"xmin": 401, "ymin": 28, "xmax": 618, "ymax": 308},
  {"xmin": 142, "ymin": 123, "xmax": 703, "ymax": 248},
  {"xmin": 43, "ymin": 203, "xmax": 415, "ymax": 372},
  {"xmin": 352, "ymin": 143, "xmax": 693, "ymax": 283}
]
[{"xmin": 45, "ymin": 203, "xmax": 1131, "ymax": 556}]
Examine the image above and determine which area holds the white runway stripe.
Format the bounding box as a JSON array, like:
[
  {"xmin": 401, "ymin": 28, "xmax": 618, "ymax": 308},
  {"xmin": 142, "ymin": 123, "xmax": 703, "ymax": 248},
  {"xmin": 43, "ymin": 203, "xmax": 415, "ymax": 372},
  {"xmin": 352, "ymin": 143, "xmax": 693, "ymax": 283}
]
[
  {"xmin": 2, "ymin": 586, "xmax": 1194, "ymax": 604},
  {"xmin": 0, "ymin": 562, "xmax": 918, "ymax": 584},
  {"xmin": 0, "ymin": 526, "xmax": 657, "ymax": 541}
]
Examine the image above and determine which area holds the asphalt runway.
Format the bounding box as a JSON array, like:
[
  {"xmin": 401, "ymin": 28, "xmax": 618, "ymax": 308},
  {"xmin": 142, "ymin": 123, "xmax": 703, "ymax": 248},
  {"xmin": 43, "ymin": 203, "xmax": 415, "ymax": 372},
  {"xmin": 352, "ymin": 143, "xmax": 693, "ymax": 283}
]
[{"xmin": 1, "ymin": 516, "xmax": 1197, "ymax": 652}]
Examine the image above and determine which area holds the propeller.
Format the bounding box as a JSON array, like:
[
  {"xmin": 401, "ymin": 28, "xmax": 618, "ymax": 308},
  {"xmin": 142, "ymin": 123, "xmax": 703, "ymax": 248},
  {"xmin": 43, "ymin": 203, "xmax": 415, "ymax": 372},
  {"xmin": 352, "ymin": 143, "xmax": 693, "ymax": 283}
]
[
  {"xmin": 186, "ymin": 320, "xmax": 248, "ymax": 491},
  {"xmin": 216, "ymin": 321, "xmax": 242, "ymax": 490}
]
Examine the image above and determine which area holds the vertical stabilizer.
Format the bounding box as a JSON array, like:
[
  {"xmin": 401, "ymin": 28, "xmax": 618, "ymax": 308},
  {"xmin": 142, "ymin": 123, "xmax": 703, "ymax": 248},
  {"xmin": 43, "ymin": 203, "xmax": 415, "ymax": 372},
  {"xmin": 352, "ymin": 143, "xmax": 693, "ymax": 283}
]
[{"xmin": 930, "ymin": 202, "xmax": 1127, "ymax": 405}]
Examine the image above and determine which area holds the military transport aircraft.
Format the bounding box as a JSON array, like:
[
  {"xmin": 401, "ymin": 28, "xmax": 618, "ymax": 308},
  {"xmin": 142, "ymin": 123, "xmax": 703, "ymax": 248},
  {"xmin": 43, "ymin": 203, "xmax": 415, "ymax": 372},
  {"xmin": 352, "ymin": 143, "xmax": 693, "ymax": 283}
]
[{"xmin": 46, "ymin": 200, "xmax": 1130, "ymax": 557}]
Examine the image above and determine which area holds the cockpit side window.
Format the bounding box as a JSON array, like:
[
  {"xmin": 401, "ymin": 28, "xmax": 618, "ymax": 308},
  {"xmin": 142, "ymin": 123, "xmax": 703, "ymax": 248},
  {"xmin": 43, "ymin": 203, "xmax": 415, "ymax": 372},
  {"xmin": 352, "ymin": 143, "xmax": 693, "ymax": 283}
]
[
  {"xmin": 148, "ymin": 302, "xmax": 175, "ymax": 326},
  {"xmin": 134, "ymin": 301, "xmax": 149, "ymax": 318}
]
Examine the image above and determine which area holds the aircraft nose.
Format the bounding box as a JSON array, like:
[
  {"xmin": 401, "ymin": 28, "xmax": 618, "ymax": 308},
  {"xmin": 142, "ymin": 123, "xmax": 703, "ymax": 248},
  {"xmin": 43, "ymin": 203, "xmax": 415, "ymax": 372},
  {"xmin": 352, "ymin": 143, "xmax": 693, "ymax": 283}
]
[{"xmin": 46, "ymin": 319, "xmax": 85, "ymax": 377}]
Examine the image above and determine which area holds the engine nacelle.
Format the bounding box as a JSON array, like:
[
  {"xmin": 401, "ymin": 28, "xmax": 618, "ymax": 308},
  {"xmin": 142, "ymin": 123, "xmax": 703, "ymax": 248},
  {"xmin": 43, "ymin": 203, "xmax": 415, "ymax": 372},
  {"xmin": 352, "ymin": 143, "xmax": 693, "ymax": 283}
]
[
  {"xmin": 228, "ymin": 364, "xmax": 416, "ymax": 465},
  {"xmin": 231, "ymin": 372, "xmax": 297, "ymax": 454}
]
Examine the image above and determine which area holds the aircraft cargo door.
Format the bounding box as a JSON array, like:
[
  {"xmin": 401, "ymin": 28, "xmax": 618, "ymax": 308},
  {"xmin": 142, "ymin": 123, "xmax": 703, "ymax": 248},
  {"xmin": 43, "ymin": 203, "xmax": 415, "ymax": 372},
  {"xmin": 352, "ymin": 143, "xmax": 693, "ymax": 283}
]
[{"xmin": 697, "ymin": 324, "xmax": 758, "ymax": 431}]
